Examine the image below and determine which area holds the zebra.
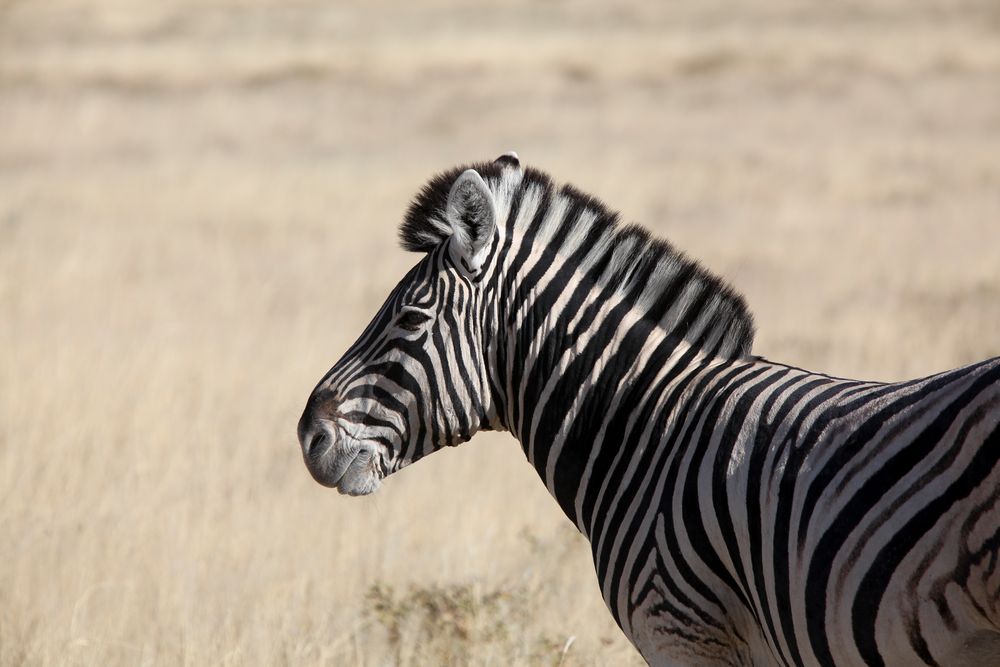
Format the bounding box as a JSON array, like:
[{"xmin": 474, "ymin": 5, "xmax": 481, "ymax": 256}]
[{"xmin": 297, "ymin": 153, "xmax": 1000, "ymax": 666}]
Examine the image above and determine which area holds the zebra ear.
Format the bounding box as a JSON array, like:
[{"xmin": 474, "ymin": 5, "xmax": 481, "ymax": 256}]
[{"xmin": 446, "ymin": 169, "xmax": 496, "ymax": 275}]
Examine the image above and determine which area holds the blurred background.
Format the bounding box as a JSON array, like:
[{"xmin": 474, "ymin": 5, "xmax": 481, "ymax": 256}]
[{"xmin": 1, "ymin": 0, "xmax": 999, "ymax": 664}]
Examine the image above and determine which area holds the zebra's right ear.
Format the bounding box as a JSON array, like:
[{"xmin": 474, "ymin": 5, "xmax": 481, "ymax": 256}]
[{"xmin": 446, "ymin": 169, "xmax": 496, "ymax": 275}]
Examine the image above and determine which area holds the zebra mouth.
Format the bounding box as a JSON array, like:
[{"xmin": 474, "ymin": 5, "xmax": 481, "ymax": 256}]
[{"xmin": 303, "ymin": 429, "xmax": 380, "ymax": 496}]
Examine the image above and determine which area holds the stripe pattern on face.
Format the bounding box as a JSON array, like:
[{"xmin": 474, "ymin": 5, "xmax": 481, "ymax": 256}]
[
  {"xmin": 297, "ymin": 244, "xmax": 493, "ymax": 496},
  {"xmin": 300, "ymin": 155, "xmax": 1000, "ymax": 667}
]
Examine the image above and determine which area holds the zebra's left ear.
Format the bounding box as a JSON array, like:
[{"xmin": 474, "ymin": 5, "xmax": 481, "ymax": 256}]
[{"xmin": 446, "ymin": 169, "xmax": 496, "ymax": 275}]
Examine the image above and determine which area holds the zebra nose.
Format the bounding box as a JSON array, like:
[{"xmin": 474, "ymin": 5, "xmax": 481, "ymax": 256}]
[
  {"xmin": 297, "ymin": 410, "xmax": 314, "ymax": 453},
  {"xmin": 298, "ymin": 411, "xmax": 325, "ymax": 458},
  {"xmin": 298, "ymin": 416, "xmax": 339, "ymax": 464},
  {"xmin": 298, "ymin": 390, "xmax": 341, "ymax": 457},
  {"xmin": 301, "ymin": 428, "xmax": 321, "ymax": 457}
]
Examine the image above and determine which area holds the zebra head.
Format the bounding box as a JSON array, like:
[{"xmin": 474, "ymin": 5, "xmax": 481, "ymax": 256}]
[{"xmin": 297, "ymin": 158, "xmax": 514, "ymax": 495}]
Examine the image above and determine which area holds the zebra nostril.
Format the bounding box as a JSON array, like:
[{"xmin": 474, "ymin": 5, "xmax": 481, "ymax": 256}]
[{"xmin": 303, "ymin": 430, "xmax": 329, "ymax": 459}]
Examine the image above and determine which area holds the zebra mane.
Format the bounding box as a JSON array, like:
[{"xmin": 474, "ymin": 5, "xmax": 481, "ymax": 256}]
[{"xmin": 399, "ymin": 162, "xmax": 756, "ymax": 358}]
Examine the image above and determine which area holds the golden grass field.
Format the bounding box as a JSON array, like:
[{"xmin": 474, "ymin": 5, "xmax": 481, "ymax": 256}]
[{"xmin": 1, "ymin": 0, "xmax": 999, "ymax": 664}]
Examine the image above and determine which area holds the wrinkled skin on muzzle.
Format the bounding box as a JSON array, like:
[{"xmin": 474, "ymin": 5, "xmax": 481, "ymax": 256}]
[{"xmin": 297, "ymin": 384, "xmax": 391, "ymax": 496}]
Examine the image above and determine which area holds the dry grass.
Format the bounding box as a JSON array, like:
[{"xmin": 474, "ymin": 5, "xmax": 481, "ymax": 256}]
[{"xmin": 1, "ymin": 0, "xmax": 999, "ymax": 665}]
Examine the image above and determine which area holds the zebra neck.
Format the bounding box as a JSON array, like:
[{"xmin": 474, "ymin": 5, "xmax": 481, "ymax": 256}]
[
  {"xmin": 489, "ymin": 274, "xmax": 727, "ymax": 528},
  {"xmin": 478, "ymin": 171, "xmax": 758, "ymax": 525}
]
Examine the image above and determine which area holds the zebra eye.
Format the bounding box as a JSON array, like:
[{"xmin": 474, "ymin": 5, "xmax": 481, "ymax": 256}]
[{"xmin": 396, "ymin": 310, "xmax": 431, "ymax": 332}]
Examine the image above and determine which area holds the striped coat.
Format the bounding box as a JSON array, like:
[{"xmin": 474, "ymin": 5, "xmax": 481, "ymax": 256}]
[{"xmin": 298, "ymin": 155, "xmax": 1000, "ymax": 666}]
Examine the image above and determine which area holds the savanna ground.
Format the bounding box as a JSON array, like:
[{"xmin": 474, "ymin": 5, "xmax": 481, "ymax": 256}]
[{"xmin": 2, "ymin": 0, "xmax": 999, "ymax": 665}]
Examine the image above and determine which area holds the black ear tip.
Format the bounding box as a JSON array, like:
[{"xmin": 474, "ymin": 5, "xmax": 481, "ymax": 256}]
[{"xmin": 494, "ymin": 151, "xmax": 520, "ymax": 168}]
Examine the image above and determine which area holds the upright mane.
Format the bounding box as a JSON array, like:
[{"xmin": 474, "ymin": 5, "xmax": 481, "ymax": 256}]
[{"xmin": 399, "ymin": 162, "xmax": 755, "ymax": 358}]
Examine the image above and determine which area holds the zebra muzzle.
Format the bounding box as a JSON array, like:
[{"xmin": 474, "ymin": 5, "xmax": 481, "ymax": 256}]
[{"xmin": 299, "ymin": 420, "xmax": 380, "ymax": 495}]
